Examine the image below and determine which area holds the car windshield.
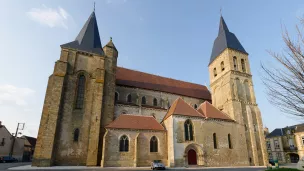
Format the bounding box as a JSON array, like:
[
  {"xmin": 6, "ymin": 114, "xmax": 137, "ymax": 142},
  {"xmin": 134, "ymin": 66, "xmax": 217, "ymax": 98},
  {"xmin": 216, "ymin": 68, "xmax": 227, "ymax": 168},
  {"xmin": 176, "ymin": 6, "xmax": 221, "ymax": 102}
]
[{"xmin": 154, "ymin": 160, "xmax": 161, "ymax": 163}]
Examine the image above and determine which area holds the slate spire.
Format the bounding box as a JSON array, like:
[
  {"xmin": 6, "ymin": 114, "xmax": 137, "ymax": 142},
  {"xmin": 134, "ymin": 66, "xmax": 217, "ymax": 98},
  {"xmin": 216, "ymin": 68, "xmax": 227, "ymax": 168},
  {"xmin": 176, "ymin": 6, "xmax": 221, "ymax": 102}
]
[
  {"xmin": 209, "ymin": 16, "xmax": 248, "ymax": 65},
  {"xmin": 218, "ymin": 16, "xmax": 229, "ymax": 34},
  {"xmin": 61, "ymin": 11, "xmax": 104, "ymax": 56}
]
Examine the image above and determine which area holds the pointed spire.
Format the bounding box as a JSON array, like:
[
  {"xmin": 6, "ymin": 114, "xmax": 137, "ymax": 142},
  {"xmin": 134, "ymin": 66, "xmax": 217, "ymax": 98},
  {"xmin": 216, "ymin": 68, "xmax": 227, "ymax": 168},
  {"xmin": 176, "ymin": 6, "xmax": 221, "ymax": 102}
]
[
  {"xmin": 105, "ymin": 37, "xmax": 117, "ymax": 50},
  {"xmin": 61, "ymin": 11, "xmax": 104, "ymax": 56},
  {"xmin": 218, "ymin": 16, "xmax": 229, "ymax": 34},
  {"xmin": 209, "ymin": 16, "xmax": 248, "ymax": 65}
]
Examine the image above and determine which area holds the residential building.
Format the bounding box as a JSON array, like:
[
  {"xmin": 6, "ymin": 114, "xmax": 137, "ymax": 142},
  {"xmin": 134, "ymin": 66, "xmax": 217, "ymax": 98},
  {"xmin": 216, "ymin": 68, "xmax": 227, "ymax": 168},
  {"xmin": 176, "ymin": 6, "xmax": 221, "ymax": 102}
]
[
  {"xmin": 266, "ymin": 125, "xmax": 302, "ymax": 163},
  {"xmin": 294, "ymin": 124, "xmax": 304, "ymax": 160},
  {"xmin": 0, "ymin": 122, "xmax": 36, "ymax": 161}
]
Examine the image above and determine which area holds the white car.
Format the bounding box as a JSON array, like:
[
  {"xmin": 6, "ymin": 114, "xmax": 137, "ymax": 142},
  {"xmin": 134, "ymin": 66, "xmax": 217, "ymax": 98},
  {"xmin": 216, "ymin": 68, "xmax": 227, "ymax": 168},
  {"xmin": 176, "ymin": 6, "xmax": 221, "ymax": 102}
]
[{"xmin": 151, "ymin": 160, "xmax": 166, "ymax": 170}]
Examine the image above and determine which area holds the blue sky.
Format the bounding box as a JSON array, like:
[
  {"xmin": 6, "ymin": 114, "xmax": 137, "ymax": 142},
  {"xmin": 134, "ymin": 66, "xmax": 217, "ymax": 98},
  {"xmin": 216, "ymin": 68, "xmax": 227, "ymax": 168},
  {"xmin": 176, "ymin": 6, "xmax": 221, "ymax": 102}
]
[{"xmin": 0, "ymin": 0, "xmax": 303, "ymax": 137}]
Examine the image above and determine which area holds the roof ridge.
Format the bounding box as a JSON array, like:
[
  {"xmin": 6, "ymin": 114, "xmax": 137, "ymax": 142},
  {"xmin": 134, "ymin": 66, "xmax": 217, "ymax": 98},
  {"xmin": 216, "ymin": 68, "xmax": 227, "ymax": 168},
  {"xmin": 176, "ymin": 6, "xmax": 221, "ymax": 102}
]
[
  {"xmin": 205, "ymin": 101, "xmax": 232, "ymax": 119},
  {"xmin": 182, "ymin": 98, "xmax": 205, "ymax": 116},
  {"xmin": 117, "ymin": 66, "xmax": 207, "ymax": 88},
  {"xmin": 123, "ymin": 114, "xmax": 154, "ymax": 118}
]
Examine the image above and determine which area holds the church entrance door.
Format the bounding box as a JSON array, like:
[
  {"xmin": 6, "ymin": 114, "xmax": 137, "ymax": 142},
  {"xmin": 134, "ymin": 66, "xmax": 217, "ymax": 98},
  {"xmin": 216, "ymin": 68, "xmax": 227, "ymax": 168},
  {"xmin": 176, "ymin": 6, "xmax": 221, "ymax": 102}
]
[{"xmin": 188, "ymin": 149, "xmax": 197, "ymax": 165}]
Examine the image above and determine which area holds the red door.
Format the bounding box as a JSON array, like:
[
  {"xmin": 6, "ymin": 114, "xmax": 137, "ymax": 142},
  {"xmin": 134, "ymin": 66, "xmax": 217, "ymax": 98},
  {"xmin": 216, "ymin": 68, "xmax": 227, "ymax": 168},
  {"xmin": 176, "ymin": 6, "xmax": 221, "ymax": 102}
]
[{"xmin": 188, "ymin": 149, "xmax": 197, "ymax": 165}]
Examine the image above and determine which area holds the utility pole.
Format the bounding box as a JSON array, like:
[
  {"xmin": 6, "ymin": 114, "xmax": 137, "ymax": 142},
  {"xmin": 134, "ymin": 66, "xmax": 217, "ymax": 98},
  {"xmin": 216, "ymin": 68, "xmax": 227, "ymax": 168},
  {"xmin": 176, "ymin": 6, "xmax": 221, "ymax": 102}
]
[{"xmin": 9, "ymin": 123, "xmax": 25, "ymax": 157}]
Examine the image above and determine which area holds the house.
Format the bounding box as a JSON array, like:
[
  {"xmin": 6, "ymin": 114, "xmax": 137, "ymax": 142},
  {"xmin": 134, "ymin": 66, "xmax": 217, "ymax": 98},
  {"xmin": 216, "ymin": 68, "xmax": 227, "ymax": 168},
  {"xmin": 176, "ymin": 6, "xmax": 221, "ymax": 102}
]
[
  {"xmin": 266, "ymin": 124, "xmax": 304, "ymax": 163},
  {"xmin": 0, "ymin": 121, "xmax": 36, "ymax": 161}
]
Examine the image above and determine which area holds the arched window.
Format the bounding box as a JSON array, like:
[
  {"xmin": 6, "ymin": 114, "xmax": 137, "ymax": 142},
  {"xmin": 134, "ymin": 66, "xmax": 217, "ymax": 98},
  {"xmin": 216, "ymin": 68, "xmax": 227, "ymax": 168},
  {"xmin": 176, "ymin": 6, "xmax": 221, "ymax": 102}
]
[
  {"xmin": 221, "ymin": 61, "xmax": 225, "ymax": 71},
  {"xmin": 213, "ymin": 68, "xmax": 217, "ymax": 77},
  {"xmin": 119, "ymin": 135, "xmax": 129, "ymax": 152},
  {"xmin": 153, "ymin": 98, "xmax": 157, "ymax": 106},
  {"xmin": 142, "ymin": 96, "xmax": 146, "ymax": 105},
  {"xmin": 75, "ymin": 75, "xmax": 86, "ymax": 109},
  {"xmin": 127, "ymin": 94, "xmax": 132, "ymax": 103},
  {"xmin": 233, "ymin": 56, "xmax": 238, "ymax": 70},
  {"xmin": 150, "ymin": 136, "xmax": 158, "ymax": 152},
  {"xmin": 194, "ymin": 104, "xmax": 198, "ymax": 109},
  {"xmin": 241, "ymin": 59, "xmax": 246, "ymax": 72},
  {"xmin": 254, "ymin": 124, "xmax": 257, "ymax": 132},
  {"xmin": 73, "ymin": 128, "xmax": 79, "ymax": 142},
  {"xmin": 184, "ymin": 119, "xmax": 194, "ymax": 141},
  {"xmin": 228, "ymin": 134, "xmax": 232, "ymax": 149},
  {"xmin": 115, "ymin": 92, "xmax": 119, "ymax": 103},
  {"xmin": 213, "ymin": 133, "xmax": 217, "ymax": 149},
  {"xmin": 245, "ymin": 124, "xmax": 247, "ymax": 131}
]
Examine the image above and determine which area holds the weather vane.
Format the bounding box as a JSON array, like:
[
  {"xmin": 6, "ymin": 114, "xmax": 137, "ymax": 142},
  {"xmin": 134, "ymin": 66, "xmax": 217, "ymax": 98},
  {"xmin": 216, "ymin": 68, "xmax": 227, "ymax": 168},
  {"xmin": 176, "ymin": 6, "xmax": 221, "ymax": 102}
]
[{"xmin": 220, "ymin": 7, "xmax": 222, "ymax": 16}]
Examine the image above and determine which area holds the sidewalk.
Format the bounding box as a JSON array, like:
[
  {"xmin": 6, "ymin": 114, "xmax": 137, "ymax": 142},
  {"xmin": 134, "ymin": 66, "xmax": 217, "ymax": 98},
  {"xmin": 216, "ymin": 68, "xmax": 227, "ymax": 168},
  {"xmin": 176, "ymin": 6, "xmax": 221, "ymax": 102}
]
[{"xmin": 9, "ymin": 165, "xmax": 267, "ymax": 170}]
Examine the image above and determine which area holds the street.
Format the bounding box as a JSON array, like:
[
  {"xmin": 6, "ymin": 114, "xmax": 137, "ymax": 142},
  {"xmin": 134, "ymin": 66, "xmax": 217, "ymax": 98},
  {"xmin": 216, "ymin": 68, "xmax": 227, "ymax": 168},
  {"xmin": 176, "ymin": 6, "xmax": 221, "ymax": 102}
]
[
  {"xmin": 0, "ymin": 163, "xmax": 268, "ymax": 171},
  {"xmin": 0, "ymin": 162, "xmax": 31, "ymax": 171}
]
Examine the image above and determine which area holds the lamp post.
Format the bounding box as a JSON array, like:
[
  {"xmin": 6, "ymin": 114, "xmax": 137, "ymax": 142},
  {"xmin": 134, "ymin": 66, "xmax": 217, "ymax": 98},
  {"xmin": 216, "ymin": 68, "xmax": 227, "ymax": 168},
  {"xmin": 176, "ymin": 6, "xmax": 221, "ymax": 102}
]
[{"xmin": 9, "ymin": 123, "xmax": 25, "ymax": 157}]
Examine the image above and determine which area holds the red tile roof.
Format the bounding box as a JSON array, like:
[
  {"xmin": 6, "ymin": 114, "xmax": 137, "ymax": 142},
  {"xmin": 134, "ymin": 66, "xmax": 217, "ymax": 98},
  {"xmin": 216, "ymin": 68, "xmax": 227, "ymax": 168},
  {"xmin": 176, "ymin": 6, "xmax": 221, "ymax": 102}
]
[
  {"xmin": 162, "ymin": 98, "xmax": 205, "ymax": 122},
  {"xmin": 197, "ymin": 101, "xmax": 233, "ymax": 121},
  {"xmin": 105, "ymin": 114, "xmax": 165, "ymax": 131},
  {"xmin": 116, "ymin": 67, "xmax": 211, "ymax": 100}
]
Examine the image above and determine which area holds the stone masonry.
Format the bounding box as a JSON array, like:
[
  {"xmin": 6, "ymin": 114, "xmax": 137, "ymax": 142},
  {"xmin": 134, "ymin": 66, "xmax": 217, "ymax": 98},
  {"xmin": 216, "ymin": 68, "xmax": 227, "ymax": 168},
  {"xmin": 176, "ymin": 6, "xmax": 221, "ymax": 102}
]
[{"xmin": 33, "ymin": 12, "xmax": 268, "ymax": 168}]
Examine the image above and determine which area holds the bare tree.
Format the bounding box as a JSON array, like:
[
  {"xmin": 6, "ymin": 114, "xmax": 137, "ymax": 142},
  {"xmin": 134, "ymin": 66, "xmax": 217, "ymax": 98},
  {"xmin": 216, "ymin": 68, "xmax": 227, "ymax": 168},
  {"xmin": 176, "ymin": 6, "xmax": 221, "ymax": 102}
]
[{"xmin": 261, "ymin": 20, "xmax": 304, "ymax": 118}]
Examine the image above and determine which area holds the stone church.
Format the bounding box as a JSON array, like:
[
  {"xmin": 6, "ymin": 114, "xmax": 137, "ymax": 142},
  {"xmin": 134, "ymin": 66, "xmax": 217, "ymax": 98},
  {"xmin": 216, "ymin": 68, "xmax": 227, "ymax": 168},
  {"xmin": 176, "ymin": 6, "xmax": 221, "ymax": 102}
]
[{"xmin": 32, "ymin": 11, "xmax": 268, "ymax": 167}]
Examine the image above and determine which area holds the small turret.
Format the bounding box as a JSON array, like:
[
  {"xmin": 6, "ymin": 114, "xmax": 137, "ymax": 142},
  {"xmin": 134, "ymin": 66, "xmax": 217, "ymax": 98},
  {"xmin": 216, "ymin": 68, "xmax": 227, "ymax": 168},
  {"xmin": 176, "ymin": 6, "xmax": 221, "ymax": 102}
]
[{"xmin": 103, "ymin": 37, "xmax": 118, "ymax": 58}]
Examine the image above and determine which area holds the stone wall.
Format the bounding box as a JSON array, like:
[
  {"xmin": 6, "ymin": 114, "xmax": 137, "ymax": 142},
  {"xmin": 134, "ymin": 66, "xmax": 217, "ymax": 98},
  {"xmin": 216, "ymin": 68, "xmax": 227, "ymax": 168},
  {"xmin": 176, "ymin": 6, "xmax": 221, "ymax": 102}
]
[
  {"xmin": 98, "ymin": 44, "xmax": 118, "ymax": 165},
  {"xmin": 165, "ymin": 115, "xmax": 249, "ymax": 167},
  {"xmin": 101, "ymin": 129, "xmax": 167, "ymax": 167},
  {"xmin": 32, "ymin": 50, "xmax": 69, "ymax": 166},
  {"xmin": 114, "ymin": 86, "xmax": 206, "ymax": 122},
  {"xmin": 209, "ymin": 48, "xmax": 268, "ymax": 166},
  {"xmin": 33, "ymin": 49, "xmax": 106, "ymax": 166}
]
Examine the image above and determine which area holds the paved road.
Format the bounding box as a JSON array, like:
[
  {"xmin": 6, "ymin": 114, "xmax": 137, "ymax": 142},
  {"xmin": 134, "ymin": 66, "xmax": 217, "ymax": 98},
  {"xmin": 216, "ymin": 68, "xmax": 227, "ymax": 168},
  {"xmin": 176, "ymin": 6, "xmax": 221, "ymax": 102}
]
[
  {"xmin": 0, "ymin": 162, "xmax": 31, "ymax": 171},
  {"xmin": 3, "ymin": 165, "xmax": 267, "ymax": 171},
  {"xmin": 7, "ymin": 169, "xmax": 267, "ymax": 171}
]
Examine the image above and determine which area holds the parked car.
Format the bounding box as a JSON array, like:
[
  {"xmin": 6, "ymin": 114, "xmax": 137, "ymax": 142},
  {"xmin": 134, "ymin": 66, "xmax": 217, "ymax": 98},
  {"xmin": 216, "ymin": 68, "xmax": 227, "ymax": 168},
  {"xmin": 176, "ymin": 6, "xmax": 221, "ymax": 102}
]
[
  {"xmin": 269, "ymin": 159, "xmax": 275, "ymax": 166},
  {"xmin": 0, "ymin": 156, "xmax": 18, "ymax": 163},
  {"xmin": 151, "ymin": 160, "xmax": 165, "ymax": 170}
]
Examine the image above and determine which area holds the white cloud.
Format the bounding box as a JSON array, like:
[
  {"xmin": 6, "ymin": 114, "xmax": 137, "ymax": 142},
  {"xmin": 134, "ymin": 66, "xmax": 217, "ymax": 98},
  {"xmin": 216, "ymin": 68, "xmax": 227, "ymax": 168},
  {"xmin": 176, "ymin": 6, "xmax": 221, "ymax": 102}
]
[
  {"xmin": 0, "ymin": 84, "xmax": 35, "ymax": 106},
  {"xmin": 26, "ymin": 5, "xmax": 71, "ymax": 29}
]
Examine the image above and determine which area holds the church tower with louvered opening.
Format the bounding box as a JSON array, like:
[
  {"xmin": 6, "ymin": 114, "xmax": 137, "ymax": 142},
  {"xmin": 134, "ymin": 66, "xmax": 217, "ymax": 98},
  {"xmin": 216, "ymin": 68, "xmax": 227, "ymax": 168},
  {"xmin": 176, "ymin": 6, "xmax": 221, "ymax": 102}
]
[{"xmin": 208, "ymin": 16, "xmax": 268, "ymax": 166}]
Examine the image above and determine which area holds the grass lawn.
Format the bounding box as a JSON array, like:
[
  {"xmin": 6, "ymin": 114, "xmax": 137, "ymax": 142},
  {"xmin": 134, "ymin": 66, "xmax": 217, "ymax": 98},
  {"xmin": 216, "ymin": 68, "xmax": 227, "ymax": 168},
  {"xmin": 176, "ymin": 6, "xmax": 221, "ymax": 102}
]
[{"xmin": 266, "ymin": 168, "xmax": 300, "ymax": 171}]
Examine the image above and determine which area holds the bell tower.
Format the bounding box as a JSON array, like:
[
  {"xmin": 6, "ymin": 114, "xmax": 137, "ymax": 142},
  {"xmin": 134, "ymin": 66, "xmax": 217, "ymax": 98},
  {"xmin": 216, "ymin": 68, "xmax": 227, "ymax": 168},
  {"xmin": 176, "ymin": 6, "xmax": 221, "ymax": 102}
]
[{"xmin": 209, "ymin": 16, "xmax": 268, "ymax": 166}]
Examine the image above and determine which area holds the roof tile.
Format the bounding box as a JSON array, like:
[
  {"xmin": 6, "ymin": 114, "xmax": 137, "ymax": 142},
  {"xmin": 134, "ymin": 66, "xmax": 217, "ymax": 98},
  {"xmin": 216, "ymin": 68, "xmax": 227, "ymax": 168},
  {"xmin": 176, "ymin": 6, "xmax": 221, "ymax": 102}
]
[
  {"xmin": 116, "ymin": 67, "xmax": 211, "ymax": 100},
  {"xmin": 197, "ymin": 101, "xmax": 233, "ymax": 121},
  {"xmin": 162, "ymin": 98, "xmax": 205, "ymax": 121}
]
